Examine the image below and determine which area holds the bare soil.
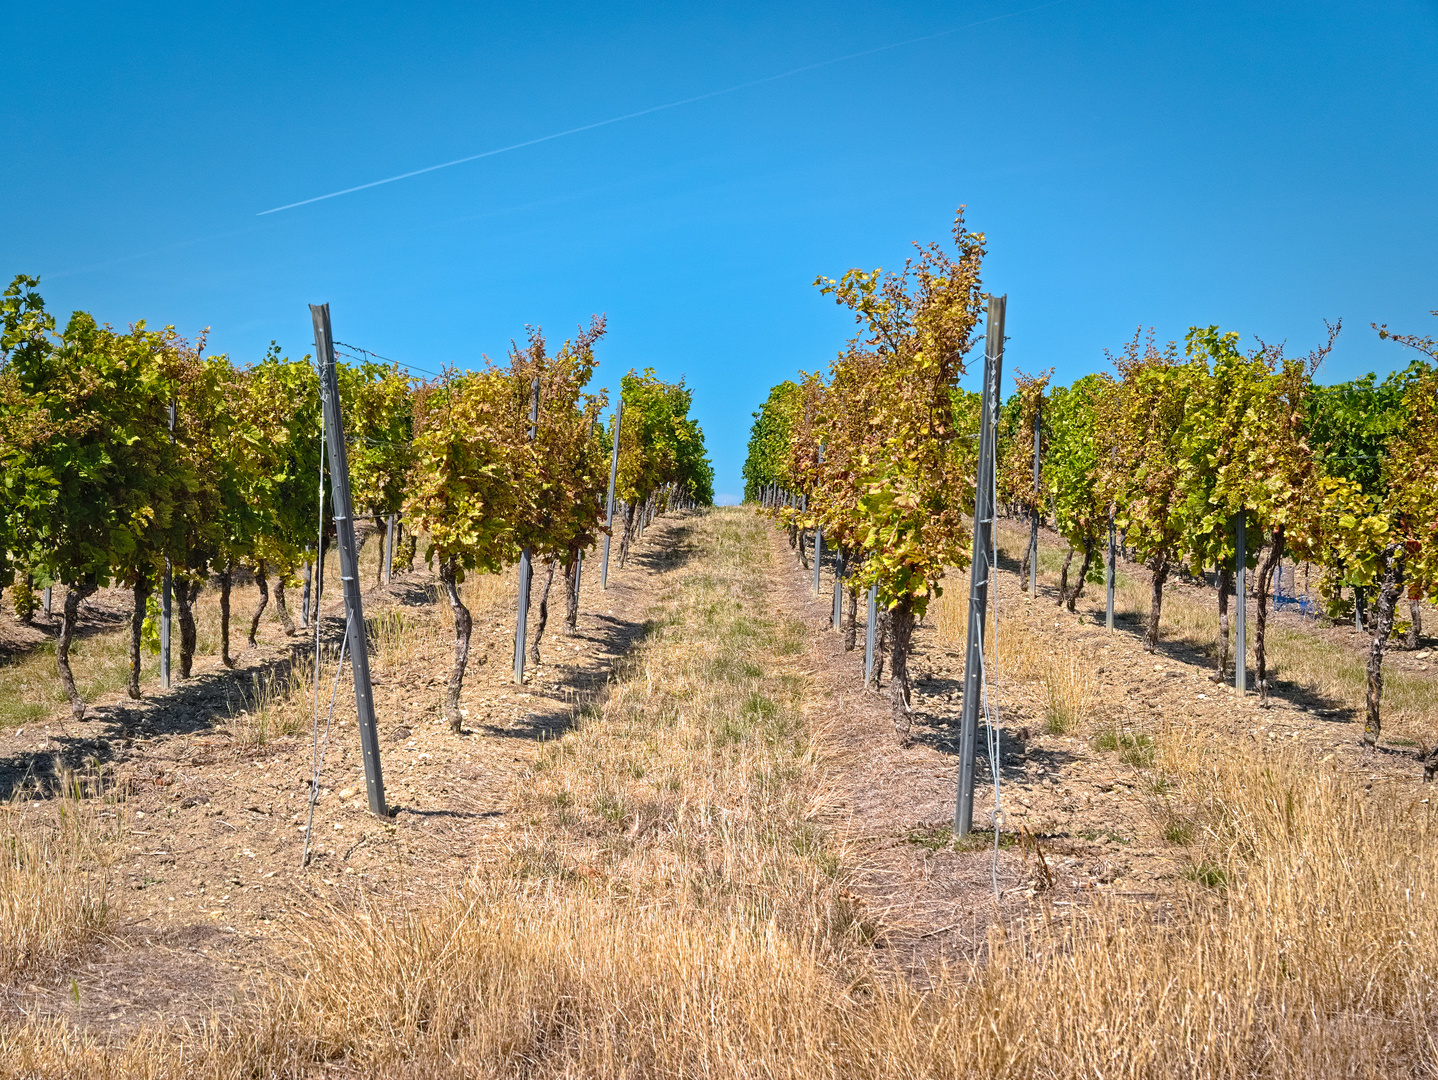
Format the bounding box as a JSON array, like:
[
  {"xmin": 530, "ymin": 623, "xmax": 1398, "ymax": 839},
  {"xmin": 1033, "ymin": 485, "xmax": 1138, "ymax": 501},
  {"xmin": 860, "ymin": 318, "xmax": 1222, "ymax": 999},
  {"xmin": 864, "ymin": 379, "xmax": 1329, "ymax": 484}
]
[
  {"xmin": 0, "ymin": 522, "xmax": 686, "ymax": 1037},
  {"xmin": 762, "ymin": 522, "xmax": 1438, "ymax": 978},
  {"xmin": 2, "ymin": 510, "xmax": 1434, "ymax": 1038}
]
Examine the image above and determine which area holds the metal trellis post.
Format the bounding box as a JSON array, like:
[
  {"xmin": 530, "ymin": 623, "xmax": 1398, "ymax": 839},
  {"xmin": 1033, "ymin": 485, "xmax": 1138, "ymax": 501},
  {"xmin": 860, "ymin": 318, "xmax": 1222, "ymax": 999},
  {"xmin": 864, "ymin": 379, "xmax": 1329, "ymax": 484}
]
[
  {"xmin": 1030, "ymin": 403, "xmax": 1040, "ymax": 599},
  {"xmin": 311, "ymin": 302, "xmax": 387, "ymax": 818},
  {"xmin": 864, "ymin": 583, "xmax": 879, "ymax": 685},
  {"xmin": 383, "ymin": 513, "xmax": 396, "ymax": 585},
  {"xmin": 812, "ymin": 446, "xmax": 824, "ymax": 593},
  {"xmin": 1106, "ymin": 510, "xmax": 1116, "ymax": 631},
  {"xmin": 161, "ymin": 398, "xmax": 176, "ymax": 689},
  {"xmin": 956, "ymin": 293, "xmax": 1006, "ymax": 838},
  {"xmin": 514, "ymin": 377, "xmax": 540, "ymax": 683},
  {"xmin": 832, "ymin": 550, "xmax": 845, "ymax": 630},
  {"xmin": 601, "ymin": 401, "xmax": 622, "ymax": 591},
  {"xmin": 1235, "ymin": 510, "xmax": 1247, "ymax": 695}
]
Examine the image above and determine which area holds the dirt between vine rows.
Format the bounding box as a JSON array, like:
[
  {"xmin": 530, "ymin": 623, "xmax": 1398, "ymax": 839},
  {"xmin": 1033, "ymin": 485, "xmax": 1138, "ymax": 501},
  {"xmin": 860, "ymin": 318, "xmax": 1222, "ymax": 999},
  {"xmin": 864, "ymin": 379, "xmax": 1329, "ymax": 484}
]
[
  {"xmin": 5, "ymin": 512, "xmax": 1435, "ymax": 1037},
  {"xmin": 0, "ymin": 521, "xmax": 685, "ymax": 1037},
  {"xmin": 762, "ymin": 522, "xmax": 1438, "ymax": 979}
]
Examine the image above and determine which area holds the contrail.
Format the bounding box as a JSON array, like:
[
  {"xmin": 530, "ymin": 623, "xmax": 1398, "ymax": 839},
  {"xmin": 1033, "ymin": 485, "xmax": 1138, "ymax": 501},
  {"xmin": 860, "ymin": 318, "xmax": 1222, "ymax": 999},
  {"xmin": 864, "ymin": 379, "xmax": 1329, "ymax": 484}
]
[{"xmin": 258, "ymin": 0, "xmax": 1069, "ymax": 216}]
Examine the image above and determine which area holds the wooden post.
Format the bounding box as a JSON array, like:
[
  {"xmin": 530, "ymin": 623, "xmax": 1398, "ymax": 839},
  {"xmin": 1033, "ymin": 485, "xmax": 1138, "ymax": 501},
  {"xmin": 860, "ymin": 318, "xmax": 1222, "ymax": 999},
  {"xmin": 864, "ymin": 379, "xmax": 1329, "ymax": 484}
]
[
  {"xmin": 1029, "ymin": 403, "xmax": 1040, "ymax": 599},
  {"xmin": 514, "ymin": 377, "xmax": 540, "ymax": 684},
  {"xmin": 864, "ymin": 583, "xmax": 879, "ymax": 685},
  {"xmin": 601, "ymin": 400, "xmax": 622, "ymax": 589},
  {"xmin": 956, "ymin": 294, "xmax": 1005, "ymax": 838},
  {"xmin": 311, "ymin": 303, "xmax": 387, "ymax": 817},
  {"xmin": 1106, "ymin": 510, "xmax": 1116, "ymax": 631},
  {"xmin": 1235, "ymin": 510, "xmax": 1246, "ymax": 695}
]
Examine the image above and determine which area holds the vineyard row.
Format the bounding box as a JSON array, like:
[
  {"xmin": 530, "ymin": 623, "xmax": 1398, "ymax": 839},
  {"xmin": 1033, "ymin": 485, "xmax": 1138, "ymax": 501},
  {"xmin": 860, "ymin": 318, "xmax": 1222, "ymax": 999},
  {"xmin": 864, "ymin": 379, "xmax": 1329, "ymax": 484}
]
[{"xmin": 0, "ymin": 276, "xmax": 714, "ymax": 730}]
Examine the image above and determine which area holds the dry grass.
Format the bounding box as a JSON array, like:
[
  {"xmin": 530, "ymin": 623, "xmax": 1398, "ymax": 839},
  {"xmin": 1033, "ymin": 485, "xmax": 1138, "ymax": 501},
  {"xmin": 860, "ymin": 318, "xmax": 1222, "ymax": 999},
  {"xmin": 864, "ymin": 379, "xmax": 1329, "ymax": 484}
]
[
  {"xmin": 14, "ymin": 740, "xmax": 1438, "ymax": 1077},
  {"xmin": 931, "ymin": 568, "xmax": 968, "ymax": 649},
  {"xmin": 989, "ymin": 517, "xmax": 1438, "ymax": 746},
  {"xmin": 7, "ymin": 510, "xmax": 1438, "ymax": 1076},
  {"xmin": 0, "ymin": 527, "xmax": 418, "ymax": 732},
  {"xmin": 930, "ymin": 567, "xmax": 1047, "ymax": 686},
  {"xmin": 0, "ymin": 779, "xmax": 118, "ymax": 979},
  {"xmin": 0, "ymin": 622, "xmax": 138, "ymax": 729},
  {"xmin": 1043, "ymin": 649, "xmax": 1095, "ymax": 734},
  {"xmin": 459, "ymin": 567, "xmax": 515, "ymax": 617},
  {"xmin": 223, "ymin": 662, "xmax": 314, "ymax": 750},
  {"xmin": 1109, "ymin": 576, "xmax": 1438, "ymax": 745}
]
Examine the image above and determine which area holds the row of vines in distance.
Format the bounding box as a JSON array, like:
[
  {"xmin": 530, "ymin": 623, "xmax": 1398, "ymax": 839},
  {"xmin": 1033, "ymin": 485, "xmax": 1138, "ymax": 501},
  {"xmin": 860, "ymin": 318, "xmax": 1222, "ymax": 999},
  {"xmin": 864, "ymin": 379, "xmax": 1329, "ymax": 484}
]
[
  {"xmin": 743, "ymin": 217, "xmax": 1438, "ymax": 770},
  {"xmin": 0, "ymin": 275, "xmax": 714, "ymax": 725}
]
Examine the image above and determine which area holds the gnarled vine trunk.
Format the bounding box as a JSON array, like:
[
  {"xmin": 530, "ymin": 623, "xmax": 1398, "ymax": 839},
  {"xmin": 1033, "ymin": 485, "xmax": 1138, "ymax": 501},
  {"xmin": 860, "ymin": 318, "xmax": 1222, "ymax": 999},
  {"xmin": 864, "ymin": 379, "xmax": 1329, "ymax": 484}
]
[
  {"xmin": 1145, "ymin": 557, "xmax": 1170, "ymax": 653},
  {"xmin": 439, "ymin": 557, "xmax": 474, "ymax": 733},
  {"xmin": 844, "ymin": 585, "xmax": 859, "ymax": 652},
  {"xmin": 529, "ymin": 557, "xmax": 557, "ymax": 666},
  {"xmin": 563, "ymin": 543, "xmax": 582, "ymax": 635},
  {"xmin": 1363, "ymin": 547, "xmax": 1405, "ymax": 747},
  {"xmin": 1064, "ymin": 540, "xmax": 1096, "ymax": 612},
  {"xmin": 273, "ymin": 576, "xmax": 296, "ymax": 636},
  {"xmin": 888, "ymin": 595, "xmax": 916, "ymax": 743},
  {"xmin": 175, "ymin": 578, "xmax": 199, "ymax": 678},
  {"xmin": 375, "ymin": 513, "xmax": 388, "ymax": 585},
  {"xmin": 310, "ymin": 530, "xmax": 330, "ymax": 625},
  {"xmin": 128, "ymin": 569, "xmax": 151, "ymax": 699},
  {"xmin": 217, "ymin": 563, "xmax": 235, "ymax": 668},
  {"xmin": 1407, "ymin": 599, "xmax": 1423, "ymax": 650},
  {"xmin": 618, "ymin": 502, "xmax": 637, "ymax": 567},
  {"xmin": 1057, "ymin": 547, "xmax": 1075, "ymax": 608},
  {"xmin": 248, "ymin": 559, "xmax": 269, "ymax": 646},
  {"xmin": 1254, "ymin": 527, "xmax": 1286, "ymax": 706},
  {"xmin": 1214, "ymin": 566, "xmax": 1233, "ymax": 681},
  {"xmin": 866, "ymin": 608, "xmax": 890, "ymax": 689},
  {"xmin": 57, "ymin": 582, "xmax": 97, "ymax": 720}
]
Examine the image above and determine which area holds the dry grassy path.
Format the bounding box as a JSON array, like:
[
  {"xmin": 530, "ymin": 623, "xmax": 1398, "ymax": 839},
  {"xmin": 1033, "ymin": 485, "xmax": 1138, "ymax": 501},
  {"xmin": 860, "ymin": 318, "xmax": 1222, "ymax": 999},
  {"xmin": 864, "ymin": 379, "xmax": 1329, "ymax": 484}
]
[
  {"xmin": 4, "ymin": 507, "xmax": 1438, "ymax": 1077},
  {"xmin": 0, "ymin": 511, "xmax": 696, "ymax": 1040}
]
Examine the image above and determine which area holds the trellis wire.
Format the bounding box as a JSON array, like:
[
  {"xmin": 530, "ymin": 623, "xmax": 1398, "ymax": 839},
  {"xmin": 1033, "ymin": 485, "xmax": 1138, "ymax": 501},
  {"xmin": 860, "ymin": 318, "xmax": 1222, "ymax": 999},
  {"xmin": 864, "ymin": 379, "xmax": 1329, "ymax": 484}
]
[
  {"xmin": 313, "ymin": 422, "xmax": 328, "ymax": 710},
  {"xmin": 303, "ymin": 613, "xmax": 352, "ymax": 867},
  {"xmin": 984, "ymin": 386, "xmax": 1004, "ymax": 903}
]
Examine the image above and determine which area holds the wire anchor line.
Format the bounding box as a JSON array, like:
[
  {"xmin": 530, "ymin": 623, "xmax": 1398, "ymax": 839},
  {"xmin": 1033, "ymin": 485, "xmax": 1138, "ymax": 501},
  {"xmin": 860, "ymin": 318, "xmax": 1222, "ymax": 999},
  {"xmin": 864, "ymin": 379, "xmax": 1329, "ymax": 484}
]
[{"xmin": 303, "ymin": 613, "xmax": 352, "ymax": 867}]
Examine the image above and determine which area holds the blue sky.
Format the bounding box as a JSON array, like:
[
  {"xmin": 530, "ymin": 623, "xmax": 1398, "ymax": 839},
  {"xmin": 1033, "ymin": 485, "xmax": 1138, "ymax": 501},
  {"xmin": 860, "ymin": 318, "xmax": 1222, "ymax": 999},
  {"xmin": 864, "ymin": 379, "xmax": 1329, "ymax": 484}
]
[{"xmin": 4, "ymin": 1, "xmax": 1435, "ymax": 503}]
